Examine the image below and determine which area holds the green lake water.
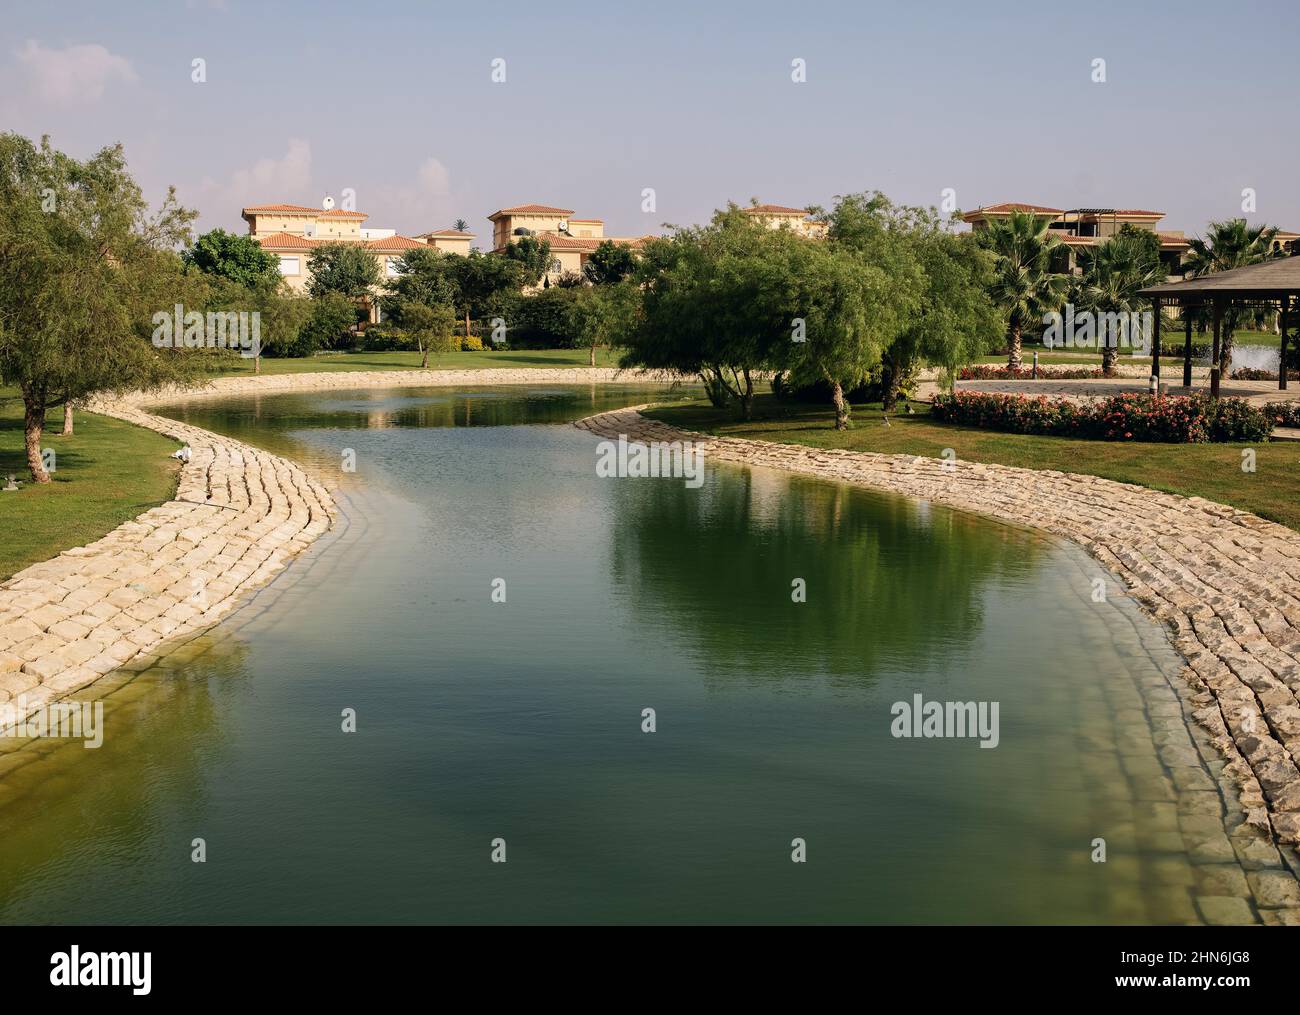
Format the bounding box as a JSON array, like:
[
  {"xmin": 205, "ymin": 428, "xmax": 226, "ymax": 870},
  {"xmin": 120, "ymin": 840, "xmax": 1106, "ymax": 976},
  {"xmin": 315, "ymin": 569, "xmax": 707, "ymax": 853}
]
[{"xmin": 0, "ymin": 384, "xmax": 1222, "ymax": 924}]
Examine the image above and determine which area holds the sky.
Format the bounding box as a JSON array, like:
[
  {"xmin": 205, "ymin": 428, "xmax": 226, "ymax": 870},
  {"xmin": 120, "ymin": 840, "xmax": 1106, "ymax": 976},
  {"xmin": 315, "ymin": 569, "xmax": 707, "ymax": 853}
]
[{"xmin": 2, "ymin": 0, "xmax": 1298, "ymax": 243}]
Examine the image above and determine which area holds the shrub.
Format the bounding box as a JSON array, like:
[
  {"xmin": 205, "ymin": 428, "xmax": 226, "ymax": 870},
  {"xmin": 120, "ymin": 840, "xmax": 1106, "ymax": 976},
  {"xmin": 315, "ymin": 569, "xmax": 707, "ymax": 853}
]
[
  {"xmin": 1231, "ymin": 367, "xmax": 1300, "ymax": 381},
  {"xmin": 359, "ymin": 324, "xmax": 415, "ymax": 352},
  {"xmin": 1265, "ymin": 402, "xmax": 1300, "ymax": 428},
  {"xmin": 461, "ymin": 334, "xmax": 484, "ymax": 352},
  {"xmin": 930, "ymin": 391, "xmax": 1272, "ymax": 443},
  {"xmin": 957, "ymin": 365, "xmax": 1104, "ymax": 380}
]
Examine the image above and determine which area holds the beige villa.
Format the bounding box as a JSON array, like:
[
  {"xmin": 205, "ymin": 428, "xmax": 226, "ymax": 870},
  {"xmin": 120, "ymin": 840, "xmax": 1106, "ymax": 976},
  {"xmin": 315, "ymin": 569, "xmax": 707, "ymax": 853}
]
[
  {"xmin": 487, "ymin": 204, "xmax": 653, "ymax": 284},
  {"xmin": 742, "ymin": 203, "xmax": 829, "ymax": 238},
  {"xmin": 960, "ymin": 203, "xmax": 1192, "ymax": 278}
]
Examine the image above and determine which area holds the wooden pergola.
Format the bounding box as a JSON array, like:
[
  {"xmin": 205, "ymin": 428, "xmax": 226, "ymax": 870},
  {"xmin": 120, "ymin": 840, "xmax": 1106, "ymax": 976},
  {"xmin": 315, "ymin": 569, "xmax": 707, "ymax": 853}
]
[{"xmin": 1139, "ymin": 257, "xmax": 1300, "ymax": 397}]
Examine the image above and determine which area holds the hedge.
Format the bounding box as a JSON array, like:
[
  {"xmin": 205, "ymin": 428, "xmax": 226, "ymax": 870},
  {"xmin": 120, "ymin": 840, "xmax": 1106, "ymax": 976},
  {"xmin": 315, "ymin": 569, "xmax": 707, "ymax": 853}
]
[{"xmin": 930, "ymin": 391, "xmax": 1273, "ymax": 443}]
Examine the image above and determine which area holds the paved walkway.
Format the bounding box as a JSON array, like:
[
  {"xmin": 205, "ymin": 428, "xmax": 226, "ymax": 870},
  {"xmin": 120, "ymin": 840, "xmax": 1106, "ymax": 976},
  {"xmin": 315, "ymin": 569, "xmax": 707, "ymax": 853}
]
[{"xmin": 576, "ymin": 405, "xmax": 1300, "ymax": 920}]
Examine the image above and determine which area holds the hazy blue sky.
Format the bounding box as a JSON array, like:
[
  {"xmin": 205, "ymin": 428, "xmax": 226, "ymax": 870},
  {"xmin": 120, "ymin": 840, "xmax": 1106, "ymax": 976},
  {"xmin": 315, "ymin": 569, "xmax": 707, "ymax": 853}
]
[{"xmin": 3, "ymin": 0, "xmax": 1297, "ymax": 242}]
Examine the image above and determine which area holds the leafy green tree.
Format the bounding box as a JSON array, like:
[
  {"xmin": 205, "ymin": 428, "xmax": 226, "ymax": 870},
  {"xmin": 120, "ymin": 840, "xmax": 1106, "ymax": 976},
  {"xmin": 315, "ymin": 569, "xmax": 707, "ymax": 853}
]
[
  {"xmin": 502, "ymin": 235, "xmax": 552, "ymax": 286},
  {"xmin": 453, "ymin": 218, "xmax": 469, "ymax": 233},
  {"xmin": 443, "ymin": 251, "xmax": 524, "ymax": 339},
  {"xmin": 398, "ymin": 300, "xmax": 458, "ymax": 367},
  {"xmin": 977, "ymin": 209, "xmax": 1069, "ymax": 370},
  {"xmin": 1074, "ymin": 231, "xmax": 1168, "ymax": 376},
  {"xmin": 306, "ymin": 241, "xmax": 380, "ymax": 300},
  {"xmin": 381, "ymin": 247, "xmax": 458, "ymax": 317},
  {"xmin": 1183, "ymin": 218, "xmax": 1280, "ymax": 370},
  {"xmin": 183, "ymin": 228, "xmax": 280, "ymax": 289},
  {"xmin": 569, "ymin": 282, "xmax": 639, "ymax": 366},
  {"xmin": 583, "ymin": 240, "xmax": 637, "ymax": 285},
  {"xmin": 0, "ymin": 133, "xmax": 206, "ymax": 482},
  {"xmin": 621, "ymin": 207, "xmax": 791, "ymax": 419},
  {"xmin": 293, "ymin": 291, "xmax": 358, "ymax": 356}
]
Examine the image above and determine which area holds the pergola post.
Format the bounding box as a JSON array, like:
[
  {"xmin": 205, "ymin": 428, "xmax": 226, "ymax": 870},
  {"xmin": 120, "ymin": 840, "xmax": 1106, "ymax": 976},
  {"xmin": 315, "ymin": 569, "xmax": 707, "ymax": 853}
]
[
  {"xmin": 1150, "ymin": 297, "xmax": 1161, "ymax": 387},
  {"xmin": 1182, "ymin": 311, "xmax": 1193, "ymax": 388},
  {"xmin": 1282, "ymin": 300, "xmax": 1290, "ymax": 392},
  {"xmin": 1210, "ymin": 299, "xmax": 1223, "ymax": 399}
]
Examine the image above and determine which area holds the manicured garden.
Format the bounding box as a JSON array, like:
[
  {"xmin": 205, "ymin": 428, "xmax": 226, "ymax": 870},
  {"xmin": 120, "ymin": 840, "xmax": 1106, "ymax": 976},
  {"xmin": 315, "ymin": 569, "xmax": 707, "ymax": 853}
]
[
  {"xmin": 211, "ymin": 347, "xmax": 623, "ymax": 376},
  {"xmin": 643, "ymin": 394, "xmax": 1300, "ymax": 532}
]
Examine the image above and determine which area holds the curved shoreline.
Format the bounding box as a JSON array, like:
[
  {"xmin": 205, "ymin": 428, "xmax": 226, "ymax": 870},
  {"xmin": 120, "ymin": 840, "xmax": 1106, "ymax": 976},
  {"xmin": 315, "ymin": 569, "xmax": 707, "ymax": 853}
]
[
  {"xmin": 574, "ymin": 405, "xmax": 1300, "ymax": 879},
  {"xmin": 4, "ymin": 367, "xmax": 1299, "ymax": 901},
  {"xmin": 0, "ymin": 368, "xmax": 677, "ymax": 733}
]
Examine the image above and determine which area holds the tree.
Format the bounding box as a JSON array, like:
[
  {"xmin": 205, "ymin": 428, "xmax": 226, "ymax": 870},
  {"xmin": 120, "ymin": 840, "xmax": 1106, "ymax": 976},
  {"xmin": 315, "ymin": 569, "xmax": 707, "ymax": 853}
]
[
  {"xmin": 1074, "ymin": 231, "xmax": 1168, "ymax": 377},
  {"xmin": 183, "ymin": 228, "xmax": 280, "ymax": 289},
  {"xmin": 306, "ymin": 241, "xmax": 380, "ymax": 300},
  {"xmin": 831, "ymin": 197, "xmax": 1002, "ymax": 409},
  {"xmin": 620, "ymin": 207, "xmax": 792, "ymax": 419},
  {"xmin": 569, "ymin": 282, "xmax": 639, "ymax": 366},
  {"xmin": 1183, "ymin": 218, "xmax": 1279, "ymax": 370},
  {"xmin": 293, "ymin": 291, "xmax": 357, "ymax": 356},
  {"xmin": 398, "ymin": 301, "xmax": 457, "ymax": 367},
  {"xmin": 502, "ymin": 235, "xmax": 552, "ymax": 286},
  {"xmin": 583, "ymin": 240, "xmax": 637, "ymax": 285},
  {"xmin": 443, "ymin": 251, "xmax": 524, "ymax": 339},
  {"xmin": 0, "ymin": 133, "xmax": 206, "ymax": 482},
  {"xmin": 381, "ymin": 247, "xmax": 458, "ymax": 318},
  {"xmin": 978, "ymin": 209, "xmax": 1069, "ymax": 370},
  {"xmin": 453, "ymin": 218, "xmax": 468, "ymax": 233}
]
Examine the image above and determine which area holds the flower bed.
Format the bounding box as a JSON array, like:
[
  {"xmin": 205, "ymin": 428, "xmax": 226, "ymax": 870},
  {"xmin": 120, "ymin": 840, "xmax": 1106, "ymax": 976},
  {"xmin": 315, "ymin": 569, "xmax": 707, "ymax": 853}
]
[
  {"xmin": 931, "ymin": 391, "xmax": 1273, "ymax": 443},
  {"xmin": 958, "ymin": 365, "xmax": 1104, "ymax": 380},
  {"xmin": 1265, "ymin": 402, "xmax": 1300, "ymax": 428}
]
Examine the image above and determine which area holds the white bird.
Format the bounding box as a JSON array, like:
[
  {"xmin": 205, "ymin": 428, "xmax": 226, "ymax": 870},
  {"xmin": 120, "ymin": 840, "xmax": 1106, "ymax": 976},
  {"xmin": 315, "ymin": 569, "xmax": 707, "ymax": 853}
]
[{"xmin": 171, "ymin": 446, "xmax": 192, "ymax": 463}]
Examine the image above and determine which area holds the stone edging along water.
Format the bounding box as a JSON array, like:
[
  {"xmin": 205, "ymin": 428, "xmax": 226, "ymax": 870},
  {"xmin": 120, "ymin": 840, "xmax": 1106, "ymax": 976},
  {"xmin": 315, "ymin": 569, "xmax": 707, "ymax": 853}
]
[
  {"xmin": 0, "ymin": 369, "xmax": 678, "ymax": 734},
  {"xmin": 574, "ymin": 405, "xmax": 1300, "ymax": 864},
  {"xmin": 3, "ymin": 368, "xmax": 1299, "ymax": 865}
]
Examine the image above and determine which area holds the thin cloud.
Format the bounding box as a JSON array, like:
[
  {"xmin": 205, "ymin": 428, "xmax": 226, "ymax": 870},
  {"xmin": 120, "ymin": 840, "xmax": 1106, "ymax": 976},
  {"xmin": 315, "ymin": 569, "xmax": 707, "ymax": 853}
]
[{"xmin": 16, "ymin": 40, "xmax": 137, "ymax": 105}]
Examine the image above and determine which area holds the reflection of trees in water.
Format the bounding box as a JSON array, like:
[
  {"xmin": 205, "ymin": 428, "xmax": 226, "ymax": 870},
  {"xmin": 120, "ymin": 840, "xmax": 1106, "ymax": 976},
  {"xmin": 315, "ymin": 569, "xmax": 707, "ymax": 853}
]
[
  {"xmin": 0, "ymin": 636, "xmax": 251, "ymax": 906},
  {"xmin": 608, "ymin": 465, "xmax": 1045, "ymax": 685}
]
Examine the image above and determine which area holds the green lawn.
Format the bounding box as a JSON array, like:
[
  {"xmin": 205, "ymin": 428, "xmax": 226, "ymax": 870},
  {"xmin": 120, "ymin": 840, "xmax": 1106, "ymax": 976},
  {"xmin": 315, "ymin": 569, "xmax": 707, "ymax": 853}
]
[
  {"xmin": 215, "ymin": 348, "xmax": 622, "ymax": 376},
  {"xmin": 644, "ymin": 394, "xmax": 1300, "ymax": 532},
  {"xmin": 0, "ymin": 391, "xmax": 181, "ymax": 580}
]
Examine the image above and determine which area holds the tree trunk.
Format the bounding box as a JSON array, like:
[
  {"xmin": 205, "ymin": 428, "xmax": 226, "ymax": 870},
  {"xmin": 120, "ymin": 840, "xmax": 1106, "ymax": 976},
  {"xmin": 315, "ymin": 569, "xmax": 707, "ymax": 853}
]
[
  {"xmin": 23, "ymin": 391, "xmax": 50, "ymax": 484},
  {"xmin": 830, "ymin": 380, "xmax": 850, "ymax": 431},
  {"xmin": 737, "ymin": 368, "xmax": 754, "ymax": 421},
  {"xmin": 881, "ymin": 359, "xmax": 903, "ymax": 411},
  {"xmin": 419, "ymin": 336, "xmax": 429, "ymax": 369},
  {"xmin": 1007, "ymin": 322, "xmax": 1023, "ymax": 371},
  {"xmin": 1101, "ymin": 341, "xmax": 1118, "ymax": 377},
  {"xmin": 254, "ymin": 353, "xmax": 261, "ymax": 376},
  {"xmin": 589, "ymin": 341, "xmax": 597, "ymax": 367},
  {"xmin": 61, "ymin": 402, "xmax": 74, "ymax": 436},
  {"xmin": 464, "ymin": 311, "xmax": 471, "ymax": 342},
  {"xmin": 1220, "ymin": 327, "xmax": 1234, "ymax": 374}
]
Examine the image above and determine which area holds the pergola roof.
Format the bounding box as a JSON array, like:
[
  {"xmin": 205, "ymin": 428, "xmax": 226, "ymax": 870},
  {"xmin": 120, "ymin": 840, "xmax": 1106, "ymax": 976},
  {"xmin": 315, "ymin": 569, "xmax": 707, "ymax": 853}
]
[{"xmin": 1141, "ymin": 257, "xmax": 1300, "ymax": 299}]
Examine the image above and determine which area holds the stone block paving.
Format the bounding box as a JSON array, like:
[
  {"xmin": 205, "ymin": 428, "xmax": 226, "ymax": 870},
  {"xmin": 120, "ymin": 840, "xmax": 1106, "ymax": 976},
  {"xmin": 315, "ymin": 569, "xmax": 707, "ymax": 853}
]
[{"xmin": 576, "ymin": 405, "xmax": 1300, "ymax": 922}]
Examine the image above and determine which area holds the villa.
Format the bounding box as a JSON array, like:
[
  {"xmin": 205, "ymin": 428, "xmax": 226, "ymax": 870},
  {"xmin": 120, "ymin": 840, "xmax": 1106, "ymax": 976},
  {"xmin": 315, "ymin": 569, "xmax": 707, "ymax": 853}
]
[
  {"xmin": 742, "ymin": 203, "xmax": 829, "ymax": 238},
  {"xmin": 487, "ymin": 204, "xmax": 652, "ymax": 283},
  {"xmin": 961, "ymin": 203, "xmax": 1192, "ymax": 278}
]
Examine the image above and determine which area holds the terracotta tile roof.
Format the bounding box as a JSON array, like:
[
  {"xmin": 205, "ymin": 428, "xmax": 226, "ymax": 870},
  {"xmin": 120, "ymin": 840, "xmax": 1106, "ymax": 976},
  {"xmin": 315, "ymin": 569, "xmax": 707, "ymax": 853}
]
[
  {"xmin": 970, "ymin": 203, "xmax": 1065, "ymax": 215},
  {"xmin": 420, "ymin": 229, "xmax": 474, "ymax": 237},
  {"xmin": 365, "ymin": 235, "xmax": 428, "ymax": 251},
  {"xmin": 567, "ymin": 218, "xmax": 603, "ymax": 224},
  {"xmin": 489, "ymin": 204, "xmax": 576, "ymax": 218},
  {"xmin": 540, "ymin": 234, "xmax": 605, "ymax": 252},
  {"xmin": 243, "ymin": 203, "xmax": 320, "ymax": 214},
  {"xmin": 744, "ymin": 204, "xmax": 811, "ymax": 215},
  {"xmin": 320, "ymin": 209, "xmax": 368, "ymax": 219},
  {"xmin": 254, "ymin": 232, "xmax": 322, "ymax": 250}
]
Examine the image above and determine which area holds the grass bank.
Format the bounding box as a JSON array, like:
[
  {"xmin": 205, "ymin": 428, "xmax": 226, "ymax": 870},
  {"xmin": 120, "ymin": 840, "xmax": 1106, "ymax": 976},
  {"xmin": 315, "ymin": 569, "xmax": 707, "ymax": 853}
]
[
  {"xmin": 0, "ymin": 391, "xmax": 181, "ymax": 579},
  {"xmin": 216, "ymin": 348, "xmax": 622, "ymax": 376},
  {"xmin": 644, "ymin": 394, "xmax": 1300, "ymax": 532}
]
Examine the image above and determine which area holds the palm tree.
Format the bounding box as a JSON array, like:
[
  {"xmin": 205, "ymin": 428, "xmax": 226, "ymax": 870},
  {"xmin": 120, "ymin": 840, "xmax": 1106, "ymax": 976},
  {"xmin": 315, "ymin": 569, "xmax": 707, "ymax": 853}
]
[
  {"xmin": 1074, "ymin": 233, "xmax": 1168, "ymax": 377},
  {"xmin": 1182, "ymin": 219, "xmax": 1279, "ymax": 370},
  {"xmin": 980, "ymin": 210, "xmax": 1069, "ymax": 369},
  {"xmin": 453, "ymin": 218, "xmax": 468, "ymax": 233}
]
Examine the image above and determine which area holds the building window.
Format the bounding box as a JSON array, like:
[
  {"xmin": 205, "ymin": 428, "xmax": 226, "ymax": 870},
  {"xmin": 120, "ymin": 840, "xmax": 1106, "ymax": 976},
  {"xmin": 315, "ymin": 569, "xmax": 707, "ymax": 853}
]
[
  {"xmin": 549, "ymin": 259, "xmax": 562, "ymax": 274},
  {"xmin": 278, "ymin": 256, "xmax": 300, "ymax": 275}
]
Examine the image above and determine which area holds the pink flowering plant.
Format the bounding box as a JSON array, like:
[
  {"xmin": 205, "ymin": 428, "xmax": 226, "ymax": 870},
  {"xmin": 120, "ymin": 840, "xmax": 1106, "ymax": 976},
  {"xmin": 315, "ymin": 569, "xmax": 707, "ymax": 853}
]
[
  {"xmin": 957, "ymin": 365, "xmax": 1104, "ymax": 381},
  {"xmin": 931, "ymin": 391, "xmax": 1273, "ymax": 443}
]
